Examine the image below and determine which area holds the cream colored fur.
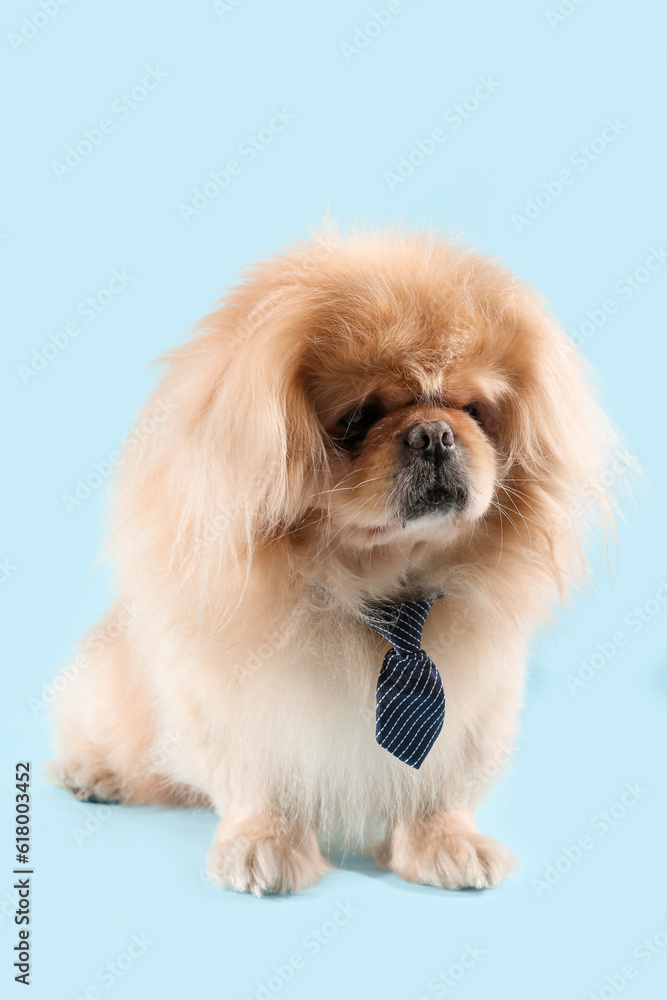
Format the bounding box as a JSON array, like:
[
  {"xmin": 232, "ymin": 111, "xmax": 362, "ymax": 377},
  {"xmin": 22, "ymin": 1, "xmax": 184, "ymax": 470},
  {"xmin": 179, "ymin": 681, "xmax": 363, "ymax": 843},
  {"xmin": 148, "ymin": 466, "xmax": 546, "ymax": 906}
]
[{"xmin": 50, "ymin": 226, "xmax": 621, "ymax": 895}]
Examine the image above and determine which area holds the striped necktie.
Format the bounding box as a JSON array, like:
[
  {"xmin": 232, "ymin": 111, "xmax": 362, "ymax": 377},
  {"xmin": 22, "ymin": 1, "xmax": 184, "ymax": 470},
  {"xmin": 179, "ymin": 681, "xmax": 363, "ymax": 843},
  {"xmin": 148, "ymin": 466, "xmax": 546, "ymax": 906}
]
[{"xmin": 367, "ymin": 599, "xmax": 445, "ymax": 769}]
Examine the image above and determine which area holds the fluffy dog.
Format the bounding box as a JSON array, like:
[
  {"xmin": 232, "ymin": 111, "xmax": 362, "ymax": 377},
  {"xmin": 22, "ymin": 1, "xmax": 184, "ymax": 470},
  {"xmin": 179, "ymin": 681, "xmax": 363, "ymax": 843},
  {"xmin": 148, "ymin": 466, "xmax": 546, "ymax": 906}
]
[{"xmin": 51, "ymin": 226, "xmax": 620, "ymax": 894}]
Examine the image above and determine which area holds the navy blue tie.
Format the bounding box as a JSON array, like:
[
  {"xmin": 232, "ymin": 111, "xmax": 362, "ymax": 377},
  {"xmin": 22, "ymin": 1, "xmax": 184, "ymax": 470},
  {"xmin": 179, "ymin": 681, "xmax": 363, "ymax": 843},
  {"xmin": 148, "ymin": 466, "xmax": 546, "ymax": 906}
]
[{"xmin": 366, "ymin": 599, "xmax": 445, "ymax": 769}]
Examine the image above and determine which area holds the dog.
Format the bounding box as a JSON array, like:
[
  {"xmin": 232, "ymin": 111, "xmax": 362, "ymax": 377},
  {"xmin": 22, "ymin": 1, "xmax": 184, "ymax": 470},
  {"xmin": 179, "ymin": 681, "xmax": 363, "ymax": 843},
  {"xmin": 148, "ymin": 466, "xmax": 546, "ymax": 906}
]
[{"xmin": 51, "ymin": 226, "xmax": 621, "ymax": 895}]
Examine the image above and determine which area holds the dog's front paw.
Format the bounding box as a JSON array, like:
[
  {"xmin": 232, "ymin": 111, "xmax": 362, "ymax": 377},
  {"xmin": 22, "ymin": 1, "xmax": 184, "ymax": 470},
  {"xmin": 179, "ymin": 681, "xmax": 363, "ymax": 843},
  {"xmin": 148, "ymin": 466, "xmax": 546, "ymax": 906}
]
[
  {"xmin": 389, "ymin": 810, "xmax": 517, "ymax": 890},
  {"xmin": 206, "ymin": 816, "xmax": 330, "ymax": 896}
]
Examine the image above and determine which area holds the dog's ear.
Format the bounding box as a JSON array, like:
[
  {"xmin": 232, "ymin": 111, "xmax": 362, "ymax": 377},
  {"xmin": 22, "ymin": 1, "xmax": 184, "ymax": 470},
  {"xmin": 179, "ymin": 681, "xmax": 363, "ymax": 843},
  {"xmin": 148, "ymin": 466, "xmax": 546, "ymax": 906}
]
[
  {"xmin": 491, "ymin": 286, "xmax": 632, "ymax": 586},
  {"xmin": 156, "ymin": 283, "xmax": 324, "ymax": 517},
  {"xmin": 204, "ymin": 288, "xmax": 326, "ymax": 539},
  {"xmin": 111, "ymin": 281, "xmax": 326, "ymax": 619}
]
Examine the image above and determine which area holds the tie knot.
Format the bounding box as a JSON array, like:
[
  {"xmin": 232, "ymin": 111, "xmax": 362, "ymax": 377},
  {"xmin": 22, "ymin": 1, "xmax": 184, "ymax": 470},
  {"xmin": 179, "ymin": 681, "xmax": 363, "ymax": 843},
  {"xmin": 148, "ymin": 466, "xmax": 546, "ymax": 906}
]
[
  {"xmin": 365, "ymin": 599, "xmax": 432, "ymax": 655},
  {"xmin": 383, "ymin": 648, "xmax": 431, "ymax": 673}
]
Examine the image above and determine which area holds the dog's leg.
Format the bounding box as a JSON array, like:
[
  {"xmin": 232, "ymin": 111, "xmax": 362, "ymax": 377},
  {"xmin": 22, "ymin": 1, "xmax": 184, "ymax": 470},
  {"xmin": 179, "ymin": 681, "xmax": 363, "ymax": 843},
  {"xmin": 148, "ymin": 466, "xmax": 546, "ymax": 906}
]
[
  {"xmin": 49, "ymin": 653, "xmax": 136, "ymax": 805},
  {"xmin": 387, "ymin": 807, "xmax": 516, "ymax": 889},
  {"xmin": 206, "ymin": 810, "xmax": 330, "ymax": 896},
  {"xmin": 47, "ymin": 747, "xmax": 210, "ymax": 810},
  {"xmin": 49, "ymin": 614, "xmax": 205, "ymax": 809}
]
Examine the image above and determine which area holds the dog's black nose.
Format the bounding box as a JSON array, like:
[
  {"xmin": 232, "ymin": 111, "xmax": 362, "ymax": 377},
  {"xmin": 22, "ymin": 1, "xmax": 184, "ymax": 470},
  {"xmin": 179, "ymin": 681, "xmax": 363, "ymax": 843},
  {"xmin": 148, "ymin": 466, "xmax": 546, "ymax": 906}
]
[{"xmin": 403, "ymin": 421, "xmax": 455, "ymax": 460}]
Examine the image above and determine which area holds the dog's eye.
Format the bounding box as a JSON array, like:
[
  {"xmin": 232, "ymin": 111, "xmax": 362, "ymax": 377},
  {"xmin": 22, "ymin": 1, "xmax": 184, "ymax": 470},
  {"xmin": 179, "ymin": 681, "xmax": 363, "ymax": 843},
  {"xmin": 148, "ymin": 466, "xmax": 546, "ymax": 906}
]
[
  {"xmin": 343, "ymin": 403, "xmax": 380, "ymax": 427},
  {"xmin": 334, "ymin": 399, "xmax": 384, "ymax": 448},
  {"xmin": 462, "ymin": 402, "xmax": 481, "ymax": 422}
]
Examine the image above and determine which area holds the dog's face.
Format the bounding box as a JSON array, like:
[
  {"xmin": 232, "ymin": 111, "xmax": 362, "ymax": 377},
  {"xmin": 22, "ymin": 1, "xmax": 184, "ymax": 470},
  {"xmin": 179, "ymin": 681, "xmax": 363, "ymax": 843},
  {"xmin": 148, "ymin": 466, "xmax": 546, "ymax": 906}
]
[
  {"xmin": 287, "ymin": 243, "xmax": 539, "ymax": 566},
  {"xmin": 308, "ymin": 357, "xmax": 497, "ymax": 549},
  {"xmin": 198, "ymin": 230, "xmax": 614, "ymax": 601}
]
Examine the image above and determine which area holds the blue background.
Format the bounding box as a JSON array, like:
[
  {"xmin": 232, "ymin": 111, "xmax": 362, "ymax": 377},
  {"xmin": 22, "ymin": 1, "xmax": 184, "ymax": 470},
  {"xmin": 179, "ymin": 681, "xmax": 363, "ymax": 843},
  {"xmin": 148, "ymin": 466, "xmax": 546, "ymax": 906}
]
[{"xmin": 2, "ymin": 1, "xmax": 666, "ymax": 997}]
